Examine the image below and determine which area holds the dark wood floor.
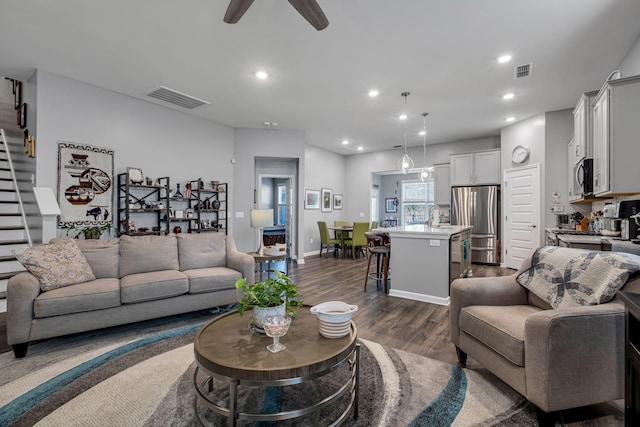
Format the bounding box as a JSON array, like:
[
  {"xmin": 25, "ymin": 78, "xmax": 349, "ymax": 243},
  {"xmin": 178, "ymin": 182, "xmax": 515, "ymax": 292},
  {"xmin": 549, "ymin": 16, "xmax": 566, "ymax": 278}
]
[{"xmin": 0, "ymin": 256, "xmax": 514, "ymax": 363}]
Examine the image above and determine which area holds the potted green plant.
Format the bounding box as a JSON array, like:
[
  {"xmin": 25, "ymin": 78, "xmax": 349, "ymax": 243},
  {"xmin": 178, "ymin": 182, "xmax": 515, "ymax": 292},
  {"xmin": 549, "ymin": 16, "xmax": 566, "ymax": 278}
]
[
  {"xmin": 235, "ymin": 271, "xmax": 303, "ymax": 329},
  {"xmin": 60, "ymin": 223, "xmax": 118, "ymax": 239}
]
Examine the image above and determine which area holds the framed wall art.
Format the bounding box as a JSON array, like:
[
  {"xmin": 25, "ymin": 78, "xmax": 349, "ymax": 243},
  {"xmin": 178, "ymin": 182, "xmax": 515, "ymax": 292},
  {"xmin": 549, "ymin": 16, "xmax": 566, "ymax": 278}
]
[
  {"xmin": 385, "ymin": 197, "xmax": 397, "ymax": 213},
  {"xmin": 333, "ymin": 194, "xmax": 343, "ymax": 210},
  {"xmin": 321, "ymin": 188, "xmax": 333, "ymax": 213},
  {"xmin": 304, "ymin": 189, "xmax": 320, "ymax": 210},
  {"xmin": 57, "ymin": 142, "xmax": 114, "ymax": 227}
]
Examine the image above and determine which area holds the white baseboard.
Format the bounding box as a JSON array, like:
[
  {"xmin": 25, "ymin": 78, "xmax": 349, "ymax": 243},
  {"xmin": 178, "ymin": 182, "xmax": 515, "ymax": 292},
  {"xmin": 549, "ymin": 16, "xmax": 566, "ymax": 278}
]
[{"xmin": 388, "ymin": 289, "xmax": 450, "ymax": 306}]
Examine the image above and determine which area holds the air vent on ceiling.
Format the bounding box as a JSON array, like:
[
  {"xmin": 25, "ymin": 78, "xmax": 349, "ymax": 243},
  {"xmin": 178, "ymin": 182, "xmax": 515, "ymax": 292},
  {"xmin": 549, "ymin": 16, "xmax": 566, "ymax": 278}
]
[
  {"xmin": 146, "ymin": 86, "xmax": 211, "ymax": 109},
  {"xmin": 392, "ymin": 144, "xmax": 403, "ymax": 149},
  {"xmin": 514, "ymin": 63, "xmax": 533, "ymax": 79}
]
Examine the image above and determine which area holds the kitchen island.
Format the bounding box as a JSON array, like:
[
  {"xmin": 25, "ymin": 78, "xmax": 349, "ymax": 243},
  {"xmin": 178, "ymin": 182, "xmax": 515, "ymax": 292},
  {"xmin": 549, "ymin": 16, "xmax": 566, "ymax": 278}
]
[{"xmin": 382, "ymin": 224, "xmax": 472, "ymax": 305}]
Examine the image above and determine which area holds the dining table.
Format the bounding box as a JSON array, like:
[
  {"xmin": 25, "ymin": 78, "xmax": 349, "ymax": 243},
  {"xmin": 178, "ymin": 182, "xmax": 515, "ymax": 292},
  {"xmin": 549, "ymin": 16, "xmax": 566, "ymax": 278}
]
[{"xmin": 328, "ymin": 225, "xmax": 353, "ymax": 258}]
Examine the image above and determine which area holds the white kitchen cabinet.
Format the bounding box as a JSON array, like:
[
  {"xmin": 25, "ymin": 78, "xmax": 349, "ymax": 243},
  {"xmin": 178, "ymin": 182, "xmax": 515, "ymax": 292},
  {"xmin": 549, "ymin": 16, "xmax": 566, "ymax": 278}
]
[
  {"xmin": 572, "ymin": 91, "xmax": 598, "ymax": 163},
  {"xmin": 450, "ymin": 149, "xmax": 500, "ymax": 186},
  {"xmin": 592, "ymin": 75, "xmax": 640, "ymax": 197},
  {"xmin": 434, "ymin": 163, "xmax": 450, "ymax": 205}
]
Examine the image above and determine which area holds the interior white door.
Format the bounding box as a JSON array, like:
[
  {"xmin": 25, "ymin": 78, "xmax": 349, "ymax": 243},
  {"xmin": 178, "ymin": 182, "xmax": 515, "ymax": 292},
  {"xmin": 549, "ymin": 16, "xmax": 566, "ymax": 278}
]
[{"xmin": 503, "ymin": 164, "xmax": 541, "ymax": 269}]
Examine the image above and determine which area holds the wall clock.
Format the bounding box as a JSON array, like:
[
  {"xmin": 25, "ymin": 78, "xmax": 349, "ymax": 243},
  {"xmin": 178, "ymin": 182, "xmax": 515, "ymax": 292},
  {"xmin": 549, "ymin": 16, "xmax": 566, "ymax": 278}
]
[{"xmin": 511, "ymin": 145, "xmax": 530, "ymax": 164}]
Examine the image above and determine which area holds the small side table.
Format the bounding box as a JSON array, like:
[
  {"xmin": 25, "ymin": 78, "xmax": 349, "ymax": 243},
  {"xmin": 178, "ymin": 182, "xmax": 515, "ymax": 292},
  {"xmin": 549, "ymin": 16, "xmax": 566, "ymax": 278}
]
[{"xmin": 248, "ymin": 252, "xmax": 288, "ymax": 281}]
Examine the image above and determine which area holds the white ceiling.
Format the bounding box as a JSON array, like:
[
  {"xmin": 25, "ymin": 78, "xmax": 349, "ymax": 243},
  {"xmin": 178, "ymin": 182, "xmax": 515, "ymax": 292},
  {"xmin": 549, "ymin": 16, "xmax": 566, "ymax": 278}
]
[{"xmin": 1, "ymin": 0, "xmax": 640, "ymax": 155}]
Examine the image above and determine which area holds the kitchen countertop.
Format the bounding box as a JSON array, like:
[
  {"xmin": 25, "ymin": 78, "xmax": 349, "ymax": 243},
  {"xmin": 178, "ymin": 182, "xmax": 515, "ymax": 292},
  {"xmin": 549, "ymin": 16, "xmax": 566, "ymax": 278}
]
[{"xmin": 379, "ymin": 224, "xmax": 472, "ymax": 239}]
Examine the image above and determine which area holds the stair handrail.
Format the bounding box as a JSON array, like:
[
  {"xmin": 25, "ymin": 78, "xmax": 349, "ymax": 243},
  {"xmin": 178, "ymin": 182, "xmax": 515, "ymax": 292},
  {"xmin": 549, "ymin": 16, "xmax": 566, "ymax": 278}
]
[{"xmin": 1, "ymin": 129, "xmax": 32, "ymax": 247}]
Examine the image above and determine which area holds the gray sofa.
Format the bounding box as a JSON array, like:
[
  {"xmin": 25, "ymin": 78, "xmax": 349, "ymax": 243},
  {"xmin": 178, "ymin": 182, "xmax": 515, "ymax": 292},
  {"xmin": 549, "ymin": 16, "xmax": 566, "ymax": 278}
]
[
  {"xmin": 7, "ymin": 233, "xmax": 255, "ymax": 358},
  {"xmin": 450, "ymin": 249, "xmax": 640, "ymax": 417}
]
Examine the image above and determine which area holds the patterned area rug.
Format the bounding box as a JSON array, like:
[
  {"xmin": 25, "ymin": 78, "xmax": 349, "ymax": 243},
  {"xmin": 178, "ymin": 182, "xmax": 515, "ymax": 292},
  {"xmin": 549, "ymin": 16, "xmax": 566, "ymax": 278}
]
[{"xmin": 0, "ymin": 309, "xmax": 623, "ymax": 426}]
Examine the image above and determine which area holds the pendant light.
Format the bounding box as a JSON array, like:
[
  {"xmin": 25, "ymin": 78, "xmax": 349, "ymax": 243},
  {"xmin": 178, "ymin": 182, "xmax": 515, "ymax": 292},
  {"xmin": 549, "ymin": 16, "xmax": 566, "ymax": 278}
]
[
  {"xmin": 397, "ymin": 92, "xmax": 414, "ymax": 174},
  {"xmin": 419, "ymin": 112, "xmax": 432, "ymax": 182}
]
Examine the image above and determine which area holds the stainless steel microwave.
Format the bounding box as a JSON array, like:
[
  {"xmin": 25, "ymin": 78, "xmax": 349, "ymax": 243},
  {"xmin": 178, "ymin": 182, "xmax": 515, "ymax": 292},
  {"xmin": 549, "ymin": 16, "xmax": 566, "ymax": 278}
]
[{"xmin": 572, "ymin": 158, "xmax": 593, "ymax": 198}]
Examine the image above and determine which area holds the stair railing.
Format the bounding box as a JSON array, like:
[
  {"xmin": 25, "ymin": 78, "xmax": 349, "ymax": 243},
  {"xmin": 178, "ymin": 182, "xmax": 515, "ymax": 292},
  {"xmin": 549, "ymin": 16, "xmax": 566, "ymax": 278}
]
[{"xmin": 1, "ymin": 129, "xmax": 32, "ymax": 247}]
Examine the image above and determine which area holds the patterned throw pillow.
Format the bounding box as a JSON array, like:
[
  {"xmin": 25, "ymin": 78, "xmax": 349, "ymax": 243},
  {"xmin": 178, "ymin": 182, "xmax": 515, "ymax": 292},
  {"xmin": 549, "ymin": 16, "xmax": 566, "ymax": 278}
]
[
  {"xmin": 14, "ymin": 239, "xmax": 96, "ymax": 291},
  {"xmin": 516, "ymin": 246, "xmax": 640, "ymax": 309}
]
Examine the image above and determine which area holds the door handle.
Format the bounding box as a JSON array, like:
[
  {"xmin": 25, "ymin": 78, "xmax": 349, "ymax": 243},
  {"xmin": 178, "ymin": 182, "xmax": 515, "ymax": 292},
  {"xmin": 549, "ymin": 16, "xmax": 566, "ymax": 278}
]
[{"xmin": 528, "ymin": 224, "xmax": 537, "ymax": 228}]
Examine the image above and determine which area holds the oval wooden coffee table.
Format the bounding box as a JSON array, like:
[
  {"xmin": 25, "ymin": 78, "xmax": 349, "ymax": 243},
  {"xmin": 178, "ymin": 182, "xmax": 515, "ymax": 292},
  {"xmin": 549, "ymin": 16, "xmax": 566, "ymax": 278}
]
[{"xmin": 193, "ymin": 306, "xmax": 359, "ymax": 426}]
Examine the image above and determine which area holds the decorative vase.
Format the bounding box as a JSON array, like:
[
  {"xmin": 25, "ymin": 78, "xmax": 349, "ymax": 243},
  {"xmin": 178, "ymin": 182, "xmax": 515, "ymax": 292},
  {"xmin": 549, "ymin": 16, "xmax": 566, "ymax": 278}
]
[{"xmin": 252, "ymin": 303, "xmax": 286, "ymax": 330}]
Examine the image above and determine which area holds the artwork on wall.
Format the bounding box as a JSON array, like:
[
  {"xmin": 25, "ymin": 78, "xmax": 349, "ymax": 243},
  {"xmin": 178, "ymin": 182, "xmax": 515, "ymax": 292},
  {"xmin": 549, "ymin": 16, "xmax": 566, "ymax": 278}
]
[
  {"xmin": 333, "ymin": 194, "xmax": 343, "ymax": 210},
  {"xmin": 304, "ymin": 189, "xmax": 320, "ymax": 210},
  {"xmin": 57, "ymin": 142, "xmax": 114, "ymax": 227},
  {"xmin": 385, "ymin": 197, "xmax": 397, "ymax": 213},
  {"xmin": 321, "ymin": 188, "xmax": 333, "ymax": 212}
]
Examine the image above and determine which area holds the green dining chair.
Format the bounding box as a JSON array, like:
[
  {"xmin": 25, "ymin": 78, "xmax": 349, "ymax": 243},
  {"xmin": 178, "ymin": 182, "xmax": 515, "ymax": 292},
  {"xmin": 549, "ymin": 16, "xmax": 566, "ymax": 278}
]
[
  {"xmin": 334, "ymin": 220, "xmax": 352, "ymax": 257},
  {"xmin": 317, "ymin": 221, "xmax": 341, "ymax": 258},
  {"xmin": 349, "ymin": 221, "xmax": 370, "ymax": 259},
  {"xmin": 370, "ymin": 220, "xmax": 379, "ymax": 230}
]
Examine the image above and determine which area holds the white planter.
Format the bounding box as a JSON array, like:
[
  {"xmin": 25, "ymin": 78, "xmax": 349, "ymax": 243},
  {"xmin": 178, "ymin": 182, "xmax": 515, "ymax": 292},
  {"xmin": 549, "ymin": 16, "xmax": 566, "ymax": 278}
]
[{"xmin": 252, "ymin": 303, "xmax": 286, "ymax": 329}]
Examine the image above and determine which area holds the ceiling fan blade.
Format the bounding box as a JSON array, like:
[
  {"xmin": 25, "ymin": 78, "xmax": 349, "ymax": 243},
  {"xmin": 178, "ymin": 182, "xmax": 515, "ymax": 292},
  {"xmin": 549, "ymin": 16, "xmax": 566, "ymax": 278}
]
[
  {"xmin": 288, "ymin": 0, "xmax": 329, "ymax": 30},
  {"xmin": 223, "ymin": 0, "xmax": 255, "ymax": 24}
]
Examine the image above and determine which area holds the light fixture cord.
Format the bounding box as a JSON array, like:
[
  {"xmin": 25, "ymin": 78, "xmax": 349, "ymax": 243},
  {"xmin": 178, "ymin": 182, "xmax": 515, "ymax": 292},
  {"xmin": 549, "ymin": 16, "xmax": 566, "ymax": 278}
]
[
  {"xmin": 422, "ymin": 112, "xmax": 428, "ymax": 163},
  {"xmin": 403, "ymin": 93, "xmax": 409, "ymax": 154}
]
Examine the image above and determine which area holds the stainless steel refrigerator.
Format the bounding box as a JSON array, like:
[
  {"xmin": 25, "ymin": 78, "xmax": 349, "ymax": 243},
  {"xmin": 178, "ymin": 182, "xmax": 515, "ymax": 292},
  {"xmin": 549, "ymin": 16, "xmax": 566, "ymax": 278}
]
[{"xmin": 450, "ymin": 185, "xmax": 500, "ymax": 265}]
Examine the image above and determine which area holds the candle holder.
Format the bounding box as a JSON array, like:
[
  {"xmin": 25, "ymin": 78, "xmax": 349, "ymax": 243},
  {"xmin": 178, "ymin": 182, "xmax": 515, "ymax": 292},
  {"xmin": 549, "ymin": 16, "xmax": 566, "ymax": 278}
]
[{"xmin": 262, "ymin": 315, "xmax": 292, "ymax": 353}]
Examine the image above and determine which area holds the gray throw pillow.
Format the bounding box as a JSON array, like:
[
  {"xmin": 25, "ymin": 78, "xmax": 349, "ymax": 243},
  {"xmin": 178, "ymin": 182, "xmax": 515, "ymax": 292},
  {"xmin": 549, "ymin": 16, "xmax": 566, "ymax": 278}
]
[
  {"xmin": 119, "ymin": 235, "xmax": 179, "ymax": 277},
  {"xmin": 516, "ymin": 246, "xmax": 640, "ymax": 309}
]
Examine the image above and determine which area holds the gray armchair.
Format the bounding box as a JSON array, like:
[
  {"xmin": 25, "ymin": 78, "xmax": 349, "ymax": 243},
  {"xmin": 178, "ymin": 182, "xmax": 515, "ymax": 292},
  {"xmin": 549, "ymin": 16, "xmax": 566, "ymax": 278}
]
[{"xmin": 450, "ymin": 253, "xmax": 640, "ymax": 416}]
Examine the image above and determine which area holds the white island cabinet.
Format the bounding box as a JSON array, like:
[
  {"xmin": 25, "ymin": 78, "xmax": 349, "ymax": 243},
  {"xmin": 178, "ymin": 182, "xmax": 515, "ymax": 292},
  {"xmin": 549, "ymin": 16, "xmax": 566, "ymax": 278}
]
[{"xmin": 384, "ymin": 225, "xmax": 472, "ymax": 305}]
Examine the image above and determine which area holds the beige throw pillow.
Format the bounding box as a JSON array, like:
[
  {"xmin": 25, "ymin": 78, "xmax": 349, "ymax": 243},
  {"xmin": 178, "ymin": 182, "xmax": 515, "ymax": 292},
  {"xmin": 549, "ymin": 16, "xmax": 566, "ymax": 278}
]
[{"xmin": 15, "ymin": 239, "xmax": 96, "ymax": 291}]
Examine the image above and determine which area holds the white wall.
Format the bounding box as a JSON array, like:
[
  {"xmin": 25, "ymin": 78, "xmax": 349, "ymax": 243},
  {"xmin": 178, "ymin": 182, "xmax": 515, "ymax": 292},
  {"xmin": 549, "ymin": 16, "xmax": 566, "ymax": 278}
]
[
  {"xmin": 304, "ymin": 144, "xmax": 347, "ymax": 256},
  {"xmin": 35, "ymin": 70, "xmax": 235, "ymax": 240}
]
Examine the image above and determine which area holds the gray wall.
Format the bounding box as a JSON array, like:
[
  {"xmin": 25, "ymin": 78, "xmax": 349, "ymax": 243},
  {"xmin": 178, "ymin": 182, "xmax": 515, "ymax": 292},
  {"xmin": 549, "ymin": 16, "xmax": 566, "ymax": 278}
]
[
  {"xmin": 34, "ymin": 70, "xmax": 235, "ymax": 238},
  {"xmin": 233, "ymin": 128, "xmax": 306, "ymax": 259},
  {"xmin": 544, "ymin": 109, "xmax": 574, "ymax": 227},
  {"xmin": 619, "ymin": 33, "xmax": 640, "ymax": 77},
  {"xmin": 344, "ymin": 136, "xmax": 500, "ymax": 227},
  {"xmin": 303, "ymin": 144, "xmax": 347, "ymax": 256}
]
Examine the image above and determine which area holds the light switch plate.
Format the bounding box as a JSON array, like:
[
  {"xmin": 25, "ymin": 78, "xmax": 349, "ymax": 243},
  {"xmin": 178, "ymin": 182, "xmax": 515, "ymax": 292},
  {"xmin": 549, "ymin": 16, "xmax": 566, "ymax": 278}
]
[
  {"xmin": 235, "ymin": 211, "xmax": 244, "ymax": 218},
  {"xmin": 430, "ymin": 240, "xmax": 440, "ymax": 246}
]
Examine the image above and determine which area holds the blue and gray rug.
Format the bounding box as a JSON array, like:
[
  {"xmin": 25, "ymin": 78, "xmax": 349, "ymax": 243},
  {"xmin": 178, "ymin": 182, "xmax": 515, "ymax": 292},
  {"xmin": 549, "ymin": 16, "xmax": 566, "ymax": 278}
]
[{"xmin": 0, "ymin": 309, "xmax": 623, "ymax": 426}]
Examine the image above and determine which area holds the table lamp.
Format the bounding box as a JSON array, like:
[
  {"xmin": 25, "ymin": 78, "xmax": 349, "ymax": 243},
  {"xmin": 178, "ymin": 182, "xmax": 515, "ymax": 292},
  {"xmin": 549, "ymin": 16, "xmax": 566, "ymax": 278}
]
[{"xmin": 250, "ymin": 209, "xmax": 274, "ymax": 254}]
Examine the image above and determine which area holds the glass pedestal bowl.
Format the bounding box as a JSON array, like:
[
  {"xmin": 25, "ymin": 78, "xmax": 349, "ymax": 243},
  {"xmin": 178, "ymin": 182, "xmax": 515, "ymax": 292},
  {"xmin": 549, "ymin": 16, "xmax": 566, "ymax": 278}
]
[{"xmin": 262, "ymin": 315, "xmax": 292, "ymax": 353}]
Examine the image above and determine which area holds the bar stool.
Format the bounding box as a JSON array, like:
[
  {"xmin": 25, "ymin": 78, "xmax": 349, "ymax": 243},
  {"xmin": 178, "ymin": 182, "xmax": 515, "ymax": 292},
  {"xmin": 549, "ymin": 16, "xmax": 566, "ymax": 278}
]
[{"xmin": 364, "ymin": 232, "xmax": 390, "ymax": 293}]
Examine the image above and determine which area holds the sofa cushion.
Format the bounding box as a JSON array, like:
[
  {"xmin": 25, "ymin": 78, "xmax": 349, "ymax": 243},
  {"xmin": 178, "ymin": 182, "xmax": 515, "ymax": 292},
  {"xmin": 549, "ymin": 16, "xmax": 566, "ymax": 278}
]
[
  {"xmin": 14, "ymin": 239, "xmax": 96, "ymax": 291},
  {"xmin": 119, "ymin": 235, "xmax": 179, "ymax": 277},
  {"xmin": 53, "ymin": 237, "xmax": 120, "ymax": 279},
  {"xmin": 34, "ymin": 278, "xmax": 121, "ymax": 318},
  {"xmin": 184, "ymin": 267, "xmax": 242, "ymax": 294},
  {"xmin": 459, "ymin": 305, "xmax": 542, "ymax": 367},
  {"xmin": 177, "ymin": 233, "xmax": 226, "ymax": 271},
  {"xmin": 516, "ymin": 246, "xmax": 640, "ymax": 309},
  {"xmin": 120, "ymin": 270, "xmax": 188, "ymax": 304}
]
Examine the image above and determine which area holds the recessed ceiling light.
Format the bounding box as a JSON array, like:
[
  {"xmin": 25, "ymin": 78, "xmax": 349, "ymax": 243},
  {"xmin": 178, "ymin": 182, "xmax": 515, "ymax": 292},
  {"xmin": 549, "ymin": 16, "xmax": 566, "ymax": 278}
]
[
  {"xmin": 399, "ymin": 114, "xmax": 408, "ymax": 120},
  {"xmin": 342, "ymin": 139, "xmax": 349, "ymax": 145},
  {"xmin": 498, "ymin": 55, "xmax": 512, "ymax": 63},
  {"xmin": 503, "ymin": 93, "xmax": 515, "ymax": 100},
  {"xmin": 368, "ymin": 89, "xmax": 379, "ymax": 97},
  {"xmin": 505, "ymin": 117, "xmax": 516, "ymax": 122},
  {"xmin": 357, "ymin": 146, "xmax": 364, "ymax": 151},
  {"xmin": 255, "ymin": 70, "xmax": 268, "ymax": 79},
  {"xmin": 419, "ymin": 130, "xmax": 426, "ymax": 136}
]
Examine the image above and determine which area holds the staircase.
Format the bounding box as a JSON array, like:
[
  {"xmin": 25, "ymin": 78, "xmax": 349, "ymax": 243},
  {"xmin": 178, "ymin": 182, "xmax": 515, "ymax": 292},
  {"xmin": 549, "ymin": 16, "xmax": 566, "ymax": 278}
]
[{"xmin": 0, "ymin": 133, "xmax": 29, "ymax": 312}]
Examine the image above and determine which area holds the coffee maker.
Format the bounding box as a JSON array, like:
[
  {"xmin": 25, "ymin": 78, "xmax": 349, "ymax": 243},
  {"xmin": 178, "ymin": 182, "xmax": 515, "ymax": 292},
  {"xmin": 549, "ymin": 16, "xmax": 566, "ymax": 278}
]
[{"xmin": 616, "ymin": 200, "xmax": 640, "ymax": 240}]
